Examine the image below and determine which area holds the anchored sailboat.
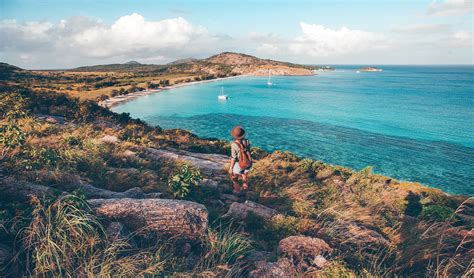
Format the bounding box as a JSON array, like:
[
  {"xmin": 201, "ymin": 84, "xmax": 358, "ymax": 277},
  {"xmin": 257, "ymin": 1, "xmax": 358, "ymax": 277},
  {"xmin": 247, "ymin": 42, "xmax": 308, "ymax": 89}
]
[
  {"xmin": 267, "ymin": 70, "xmax": 273, "ymax": 86},
  {"xmin": 218, "ymin": 87, "xmax": 229, "ymax": 100}
]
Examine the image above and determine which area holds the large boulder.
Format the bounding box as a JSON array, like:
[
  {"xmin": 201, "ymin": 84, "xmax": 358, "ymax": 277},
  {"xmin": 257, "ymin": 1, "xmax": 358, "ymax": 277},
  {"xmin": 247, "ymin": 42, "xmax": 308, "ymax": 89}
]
[
  {"xmin": 224, "ymin": 201, "xmax": 279, "ymax": 221},
  {"xmin": 278, "ymin": 236, "xmax": 332, "ymax": 270},
  {"xmin": 88, "ymin": 198, "xmax": 208, "ymax": 239},
  {"xmin": 145, "ymin": 148, "xmax": 229, "ymax": 175}
]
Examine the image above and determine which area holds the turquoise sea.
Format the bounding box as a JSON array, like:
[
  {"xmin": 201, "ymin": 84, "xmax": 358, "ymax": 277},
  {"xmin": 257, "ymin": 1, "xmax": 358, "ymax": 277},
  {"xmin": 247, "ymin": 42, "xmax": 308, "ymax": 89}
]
[{"xmin": 113, "ymin": 66, "xmax": 474, "ymax": 195}]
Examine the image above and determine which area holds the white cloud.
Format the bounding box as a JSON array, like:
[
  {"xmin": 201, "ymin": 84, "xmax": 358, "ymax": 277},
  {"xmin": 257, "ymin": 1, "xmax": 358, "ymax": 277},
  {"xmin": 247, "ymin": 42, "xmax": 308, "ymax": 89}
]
[
  {"xmin": 288, "ymin": 23, "xmax": 387, "ymax": 57},
  {"xmin": 257, "ymin": 43, "xmax": 279, "ymax": 54},
  {"xmin": 390, "ymin": 24, "xmax": 452, "ymax": 35},
  {"xmin": 452, "ymin": 30, "xmax": 473, "ymax": 47},
  {"xmin": 427, "ymin": 0, "xmax": 474, "ymax": 16},
  {"xmin": 0, "ymin": 13, "xmax": 216, "ymax": 68}
]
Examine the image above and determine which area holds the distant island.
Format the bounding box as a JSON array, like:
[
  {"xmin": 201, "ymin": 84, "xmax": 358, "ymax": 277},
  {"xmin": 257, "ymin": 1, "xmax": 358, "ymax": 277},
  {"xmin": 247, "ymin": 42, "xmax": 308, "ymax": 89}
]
[{"xmin": 359, "ymin": 67, "xmax": 383, "ymax": 72}]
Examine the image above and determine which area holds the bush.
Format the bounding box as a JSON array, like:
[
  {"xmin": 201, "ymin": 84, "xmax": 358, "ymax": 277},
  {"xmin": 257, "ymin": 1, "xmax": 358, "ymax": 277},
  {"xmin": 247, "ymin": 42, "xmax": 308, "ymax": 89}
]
[
  {"xmin": 168, "ymin": 163, "xmax": 202, "ymax": 198},
  {"xmin": 0, "ymin": 123, "xmax": 26, "ymax": 159},
  {"xmin": 420, "ymin": 204, "xmax": 454, "ymax": 222}
]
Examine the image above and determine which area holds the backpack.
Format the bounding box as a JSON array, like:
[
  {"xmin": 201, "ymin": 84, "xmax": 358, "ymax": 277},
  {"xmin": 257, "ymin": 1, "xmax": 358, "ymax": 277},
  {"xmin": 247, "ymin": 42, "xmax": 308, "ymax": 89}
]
[{"xmin": 236, "ymin": 139, "xmax": 252, "ymax": 170}]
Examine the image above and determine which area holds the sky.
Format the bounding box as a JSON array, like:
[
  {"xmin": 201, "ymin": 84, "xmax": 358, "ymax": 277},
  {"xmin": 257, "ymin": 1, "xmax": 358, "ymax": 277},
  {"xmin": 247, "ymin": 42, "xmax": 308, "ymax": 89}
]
[{"xmin": 0, "ymin": 0, "xmax": 473, "ymax": 69}]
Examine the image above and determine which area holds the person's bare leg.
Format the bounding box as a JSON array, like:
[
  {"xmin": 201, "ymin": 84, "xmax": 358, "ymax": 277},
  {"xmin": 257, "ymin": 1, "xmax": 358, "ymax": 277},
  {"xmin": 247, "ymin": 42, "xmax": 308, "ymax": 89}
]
[
  {"xmin": 242, "ymin": 174, "xmax": 248, "ymax": 191},
  {"xmin": 231, "ymin": 174, "xmax": 241, "ymax": 193}
]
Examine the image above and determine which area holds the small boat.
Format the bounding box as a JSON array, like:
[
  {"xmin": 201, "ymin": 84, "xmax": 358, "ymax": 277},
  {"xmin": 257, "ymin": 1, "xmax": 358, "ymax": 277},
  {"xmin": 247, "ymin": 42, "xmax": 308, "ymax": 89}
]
[
  {"xmin": 356, "ymin": 70, "xmax": 360, "ymax": 73},
  {"xmin": 218, "ymin": 87, "xmax": 229, "ymax": 100},
  {"xmin": 267, "ymin": 70, "xmax": 273, "ymax": 86}
]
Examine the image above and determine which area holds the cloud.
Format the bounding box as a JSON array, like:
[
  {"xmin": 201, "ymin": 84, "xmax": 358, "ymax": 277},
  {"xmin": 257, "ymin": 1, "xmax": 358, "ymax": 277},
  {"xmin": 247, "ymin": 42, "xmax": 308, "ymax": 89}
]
[
  {"xmin": 452, "ymin": 30, "xmax": 473, "ymax": 47},
  {"xmin": 256, "ymin": 43, "xmax": 280, "ymax": 54},
  {"xmin": 0, "ymin": 13, "xmax": 216, "ymax": 68},
  {"xmin": 427, "ymin": 0, "xmax": 474, "ymax": 16},
  {"xmin": 288, "ymin": 23, "xmax": 387, "ymax": 57},
  {"xmin": 390, "ymin": 24, "xmax": 452, "ymax": 35}
]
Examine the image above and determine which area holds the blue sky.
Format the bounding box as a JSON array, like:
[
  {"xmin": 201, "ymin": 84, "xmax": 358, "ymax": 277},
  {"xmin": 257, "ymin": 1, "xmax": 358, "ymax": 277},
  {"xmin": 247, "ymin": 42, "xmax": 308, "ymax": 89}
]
[{"xmin": 1, "ymin": 0, "xmax": 473, "ymax": 68}]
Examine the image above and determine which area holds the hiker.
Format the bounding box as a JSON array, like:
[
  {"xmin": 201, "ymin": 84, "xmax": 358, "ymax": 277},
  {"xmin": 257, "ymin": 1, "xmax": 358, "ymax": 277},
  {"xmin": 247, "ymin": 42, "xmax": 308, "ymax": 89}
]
[{"xmin": 229, "ymin": 126, "xmax": 253, "ymax": 195}]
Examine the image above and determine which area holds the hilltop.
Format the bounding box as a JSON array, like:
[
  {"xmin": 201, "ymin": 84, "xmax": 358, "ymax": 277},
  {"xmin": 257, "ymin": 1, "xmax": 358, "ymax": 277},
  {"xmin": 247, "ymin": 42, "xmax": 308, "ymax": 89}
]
[
  {"xmin": 69, "ymin": 52, "xmax": 315, "ymax": 76},
  {"xmin": 0, "ymin": 53, "xmax": 314, "ymax": 101}
]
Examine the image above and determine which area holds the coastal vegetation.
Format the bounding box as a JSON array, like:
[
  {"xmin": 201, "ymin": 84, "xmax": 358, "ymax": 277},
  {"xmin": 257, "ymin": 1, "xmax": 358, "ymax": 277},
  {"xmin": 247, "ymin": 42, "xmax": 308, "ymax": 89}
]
[
  {"xmin": 0, "ymin": 52, "xmax": 314, "ymax": 102},
  {"xmin": 0, "ymin": 55, "xmax": 472, "ymax": 277}
]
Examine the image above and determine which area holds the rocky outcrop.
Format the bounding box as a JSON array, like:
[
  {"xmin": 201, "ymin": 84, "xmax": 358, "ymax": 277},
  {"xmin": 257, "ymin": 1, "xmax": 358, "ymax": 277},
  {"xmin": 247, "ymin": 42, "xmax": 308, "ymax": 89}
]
[
  {"xmin": 0, "ymin": 177, "xmax": 160, "ymax": 201},
  {"xmin": 0, "ymin": 177, "xmax": 60, "ymax": 202},
  {"xmin": 278, "ymin": 236, "xmax": 332, "ymax": 270},
  {"xmin": 88, "ymin": 198, "xmax": 208, "ymax": 239},
  {"xmin": 224, "ymin": 200, "xmax": 279, "ymax": 221},
  {"xmin": 146, "ymin": 147, "xmax": 229, "ymax": 175},
  {"xmin": 249, "ymin": 258, "xmax": 296, "ymax": 278}
]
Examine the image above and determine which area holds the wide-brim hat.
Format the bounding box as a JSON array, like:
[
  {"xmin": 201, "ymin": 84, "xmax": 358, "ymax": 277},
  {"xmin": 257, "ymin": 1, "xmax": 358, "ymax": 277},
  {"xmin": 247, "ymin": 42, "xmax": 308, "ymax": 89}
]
[{"xmin": 231, "ymin": 126, "xmax": 246, "ymax": 139}]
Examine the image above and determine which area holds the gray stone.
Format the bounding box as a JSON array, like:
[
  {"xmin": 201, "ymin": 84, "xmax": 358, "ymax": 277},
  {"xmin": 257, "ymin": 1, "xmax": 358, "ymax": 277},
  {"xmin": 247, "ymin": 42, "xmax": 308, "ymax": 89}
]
[
  {"xmin": 224, "ymin": 200, "xmax": 279, "ymax": 221},
  {"xmin": 88, "ymin": 198, "xmax": 208, "ymax": 239}
]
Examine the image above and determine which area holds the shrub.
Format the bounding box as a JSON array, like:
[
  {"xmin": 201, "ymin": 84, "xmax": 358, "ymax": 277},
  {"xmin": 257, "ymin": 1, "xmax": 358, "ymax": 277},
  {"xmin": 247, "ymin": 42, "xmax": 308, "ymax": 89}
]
[
  {"xmin": 420, "ymin": 204, "xmax": 454, "ymax": 222},
  {"xmin": 0, "ymin": 123, "xmax": 26, "ymax": 159},
  {"xmin": 168, "ymin": 163, "xmax": 202, "ymax": 198}
]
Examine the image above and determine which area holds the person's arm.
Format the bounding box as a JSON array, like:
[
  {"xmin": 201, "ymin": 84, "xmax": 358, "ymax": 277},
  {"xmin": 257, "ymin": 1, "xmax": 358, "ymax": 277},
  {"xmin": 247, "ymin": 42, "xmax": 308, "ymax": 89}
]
[
  {"xmin": 229, "ymin": 158, "xmax": 235, "ymax": 176},
  {"xmin": 229, "ymin": 142, "xmax": 238, "ymax": 175}
]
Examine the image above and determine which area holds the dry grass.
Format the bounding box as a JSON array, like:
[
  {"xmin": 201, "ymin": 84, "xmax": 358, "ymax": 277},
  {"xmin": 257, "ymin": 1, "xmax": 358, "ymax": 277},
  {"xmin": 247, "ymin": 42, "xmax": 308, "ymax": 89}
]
[{"xmin": 20, "ymin": 194, "xmax": 167, "ymax": 277}]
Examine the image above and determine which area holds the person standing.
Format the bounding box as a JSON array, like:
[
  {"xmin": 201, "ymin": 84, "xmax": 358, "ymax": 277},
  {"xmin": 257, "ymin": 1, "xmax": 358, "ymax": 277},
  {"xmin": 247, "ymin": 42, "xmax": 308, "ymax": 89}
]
[{"xmin": 229, "ymin": 126, "xmax": 253, "ymax": 195}]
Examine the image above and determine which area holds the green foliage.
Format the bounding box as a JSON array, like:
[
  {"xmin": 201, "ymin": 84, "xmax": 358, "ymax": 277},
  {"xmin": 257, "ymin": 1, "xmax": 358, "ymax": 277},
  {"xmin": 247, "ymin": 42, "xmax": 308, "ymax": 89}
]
[
  {"xmin": 22, "ymin": 147, "xmax": 60, "ymax": 170},
  {"xmin": 0, "ymin": 123, "xmax": 26, "ymax": 158},
  {"xmin": 197, "ymin": 225, "xmax": 253, "ymax": 271},
  {"xmin": 298, "ymin": 158, "xmax": 325, "ymax": 172},
  {"xmin": 420, "ymin": 204, "xmax": 454, "ymax": 222},
  {"xmin": 168, "ymin": 163, "xmax": 202, "ymax": 198},
  {"xmin": 0, "ymin": 92, "xmax": 29, "ymax": 121}
]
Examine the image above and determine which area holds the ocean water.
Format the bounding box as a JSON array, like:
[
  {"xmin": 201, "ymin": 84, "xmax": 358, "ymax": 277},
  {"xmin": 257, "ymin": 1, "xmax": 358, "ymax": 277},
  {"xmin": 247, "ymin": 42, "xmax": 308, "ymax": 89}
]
[{"xmin": 113, "ymin": 66, "xmax": 474, "ymax": 195}]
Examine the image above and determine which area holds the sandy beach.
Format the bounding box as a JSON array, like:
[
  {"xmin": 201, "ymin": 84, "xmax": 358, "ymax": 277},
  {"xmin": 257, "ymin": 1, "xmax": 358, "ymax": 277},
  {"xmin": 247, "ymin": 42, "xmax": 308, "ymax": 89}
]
[{"xmin": 99, "ymin": 75, "xmax": 246, "ymax": 108}]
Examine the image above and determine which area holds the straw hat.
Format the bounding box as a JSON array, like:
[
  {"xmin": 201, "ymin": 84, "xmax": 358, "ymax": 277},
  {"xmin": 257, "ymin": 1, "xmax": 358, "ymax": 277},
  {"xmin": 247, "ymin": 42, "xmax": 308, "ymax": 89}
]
[{"xmin": 231, "ymin": 126, "xmax": 246, "ymax": 139}]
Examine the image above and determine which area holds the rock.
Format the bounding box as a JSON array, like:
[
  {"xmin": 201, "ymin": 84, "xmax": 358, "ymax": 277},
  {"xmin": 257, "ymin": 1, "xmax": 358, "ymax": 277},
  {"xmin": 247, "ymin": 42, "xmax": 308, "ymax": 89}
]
[
  {"xmin": 36, "ymin": 114, "xmax": 66, "ymax": 125},
  {"xmin": 123, "ymin": 150, "xmax": 138, "ymax": 159},
  {"xmin": 105, "ymin": 222, "xmax": 131, "ymax": 242},
  {"xmin": 99, "ymin": 135, "xmax": 119, "ymax": 144},
  {"xmin": 313, "ymin": 255, "xmax": 328, "ymax": 268},
  {"xmin": 0, "ymin": 177, "xmax": 60, "ymax": 202},
  {"xmin": 316, "ymin": 220, "xmax": 390, "ymax": 262},
  {"xmin": 146, "ymin": 148, "xmax": 229, "ymax": 175},
  {"xmin": 245, "ymin": 191, "xmax": 259, "ymax": 201},
  {"xmin": 221, "ymin": 193, "xmax": 240, "ymax": 202},
  {"xmin": 223, "ymin": 201, "xmax": 279, "ymax": 221},
  {"xmin": 249, "ymin": 258, "xmax": 296, "ymax": 278},
  {"xmin": 279, "ymin": 235, "xmax": 332, "ymax": 258},
  {"xmin": 278, "ymin": 236, "xmax": 332, "ymax": 270},
  {"xmin": 88, "ymin": 198, "xmax": 208, "ymax": 239}
]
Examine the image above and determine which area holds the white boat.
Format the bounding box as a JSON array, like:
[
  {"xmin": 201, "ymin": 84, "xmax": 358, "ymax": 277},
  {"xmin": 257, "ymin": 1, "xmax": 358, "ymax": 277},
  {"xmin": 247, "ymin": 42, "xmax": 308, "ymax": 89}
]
[
  {"xmin": 218, "ymin": 87, "xmax": 229, "ymax": 100},
  {"xmin": 267, "ymin": 70, "xmax": 273, "ymax": 86}
]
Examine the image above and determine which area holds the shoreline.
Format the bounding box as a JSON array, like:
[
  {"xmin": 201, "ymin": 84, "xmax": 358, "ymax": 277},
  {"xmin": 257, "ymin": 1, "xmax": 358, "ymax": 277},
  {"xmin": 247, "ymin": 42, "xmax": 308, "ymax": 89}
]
[{"xmin": 99, "ymin": 75, "xmax": 247, "ymax": 108}]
